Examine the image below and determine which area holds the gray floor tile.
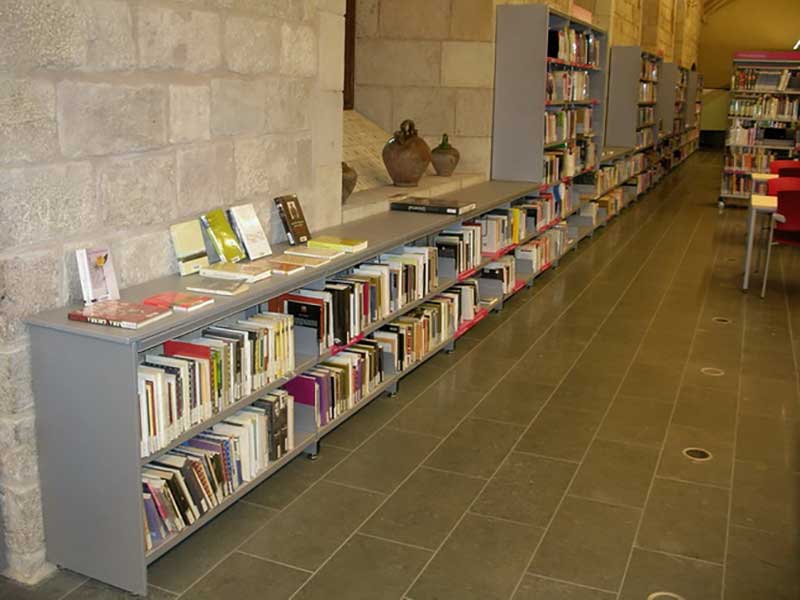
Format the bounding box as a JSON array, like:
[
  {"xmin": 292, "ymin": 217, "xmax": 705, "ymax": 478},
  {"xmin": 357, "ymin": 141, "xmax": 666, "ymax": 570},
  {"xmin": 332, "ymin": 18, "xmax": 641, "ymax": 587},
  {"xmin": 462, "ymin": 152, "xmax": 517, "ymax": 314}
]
[
  {"xmin": 725, "ymin": 526, "xmax": 800, "ymax": 600},
  {"xmin": 244, "ymin": 445, "xmax": 350, "ymax": 510},
  {"xmin": 597, "ymin": 394, "xmax": 673, "ymax": 447},
  {"xmin": 361, "ymin": 467, "xmax": 483, "ymax": 549},
  {"xmin": 63, "ymin": 581, "xmax": 175, "ymax": 599},
  {"xmin": 736, "ymin": 414, "xmax": 793, "ymax": 468},
  {"xmin": 513, "ymin": 575, "xmax": 615, "ymax": 599},
  {"xmin": 438, "ymin": 354, "xmax": 512, "ymax": 394},
  {"xmin": 181, "ymin": 552, "xmax": 307, "ymax": 600},
  {"xmin": 424, "ymin": 418, "xmax": 523, "ymax": 478},
  {"xmin": 294, "ymin": 534, "xmax": 430, "ymax": 600},
  {"xmin": 325, "ymin": 427, "xmax": 440, "ymax": 493},
  {"xmin": 148, "ymin": 502, "xmax": 277, "ymax": 593},
  {"xmin": 618, "ymin": 362, "xmax": 682, "ymax": 403},
  {"xmin": 0, "ymin": 571, "xmax": 87, "ymax": 600},
  {"xmin": 569, "ymin": 439, "xmax": 659, "ymax": 507},
  {"xmin": 516, "ymin": 405, "xmax": 603, "ymax": 462},
  {"xmin": 619, "ymin": 548, "xmax": 722, "ymax": 600},
  {"xmin": 740, "ymin": 375, "xmax": 798, "ymax": 419},
  {"xmin": 392, "ymin": 362, "xmax": 447, "ymax": 404},
  {"xmin": 731, "ymin": 460, "xmax": 799, "ymax": 533},
  {"xmin": 323, "ymin": 395, "xmax": 405, "ymax": 449},
  {"xmin": 672, "ymin": 384, "xmax": 737, "ymax": 439},
  {"xmin": 530, "ymin": 495, "xmax": 639, "ymax": 590},
  {"xmin": 426, "ymin": 336, "xmax": 479, "ymax": 369},
  {"xmin": 637, "ymin": 478, "xmax": 728, "ymax": 563},
  {"xmin": 547, "ymin": 381, "xmax": 616, "ymax": 414},
  {"xmin": 473, "ymin": 452, "xmax": 576, "ymax": 526},
  {"xmin": 389, "ymin": 383, "xmax": 485, "ymax": 438},
  {"xmin": 409, "ymin": 514, "xmax": 543, "ymax": 600},
  {"xmin": 472, "ymin": 374, "xmax": 554, "ymax": 425},
  {"xmin": 240, "ymin": 481, "xmax": 383, "ymax": 571},
  {"xmin": 657, "ymin": 424, "xmax": 734, "ymax": 488}
]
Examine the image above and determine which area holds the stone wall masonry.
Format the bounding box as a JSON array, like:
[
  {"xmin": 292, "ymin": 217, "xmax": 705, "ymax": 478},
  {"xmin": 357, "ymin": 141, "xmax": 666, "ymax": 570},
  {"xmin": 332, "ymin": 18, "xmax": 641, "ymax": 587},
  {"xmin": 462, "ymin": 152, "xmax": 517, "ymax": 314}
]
[{"xmin": 0, "ymin": 0, "xmax": 343, "ymax": 585}]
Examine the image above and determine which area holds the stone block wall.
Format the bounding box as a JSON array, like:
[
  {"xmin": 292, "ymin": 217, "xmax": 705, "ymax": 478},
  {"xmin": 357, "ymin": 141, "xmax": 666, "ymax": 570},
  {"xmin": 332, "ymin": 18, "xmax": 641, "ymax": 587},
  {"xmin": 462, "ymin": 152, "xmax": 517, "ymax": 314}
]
[{"xmin": 0, "ymin": 0, "xmax": 344, "ymax": 584}]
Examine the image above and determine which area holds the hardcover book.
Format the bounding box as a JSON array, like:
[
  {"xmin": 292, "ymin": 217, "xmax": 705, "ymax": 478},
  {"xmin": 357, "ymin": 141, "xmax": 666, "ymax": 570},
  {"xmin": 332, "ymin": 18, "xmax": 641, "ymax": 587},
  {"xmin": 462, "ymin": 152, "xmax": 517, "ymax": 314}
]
[
  {"xmin": 390, "ymin": 196, "xmax": 477, "ymax": 215},
  {"xmin": 169, "ymin": 220, "xmax": 210, "ymax": 276},
  {"xmin": 228, "ymin": 204, "xmax": 272, "ymax": 260},
  {"xmin": 274, "ymin": 195, "xmax": 311, "ymax": 245},
  {"xmin": 68, "ymin": 301, "xmax": 172, "ymax": 329},
  {"xmin": 200, "ymin": 209, "xmax": 246, "ymax": 264},
  {"xmin": 75, "ymin": 247, "xmax": 120, "ymax": 305},
  {"xmin": 142, "ymin": 292, "xmax": 215, "ymax": 312}
]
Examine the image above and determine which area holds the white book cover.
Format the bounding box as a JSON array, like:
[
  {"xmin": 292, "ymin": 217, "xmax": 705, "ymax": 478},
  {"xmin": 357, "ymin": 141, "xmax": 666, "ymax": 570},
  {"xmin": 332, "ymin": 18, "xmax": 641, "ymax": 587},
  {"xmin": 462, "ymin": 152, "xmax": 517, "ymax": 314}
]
[
  {"xmin": 76, "ymin": 247, "xmax": 120, "ymax": 305},
  {"xmin": 228, "ymin": 204, "xmax": 272, "ymax": 260}
]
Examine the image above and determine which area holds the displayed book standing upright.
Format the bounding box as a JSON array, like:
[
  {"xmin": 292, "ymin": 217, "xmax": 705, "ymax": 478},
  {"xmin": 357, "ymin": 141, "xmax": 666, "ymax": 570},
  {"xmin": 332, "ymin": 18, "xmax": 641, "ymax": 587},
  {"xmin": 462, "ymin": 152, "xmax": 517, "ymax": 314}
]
[
  {"xmin": 27, "ymin": 181, "xmax": 590, "ymax": 595},
  {"xmin": 492, "ymin": 4, "xmax": 607, "ymax": 188},
  {"xmin": 721, "ymin": 51, "xmax": 800, "ymax": 205}
]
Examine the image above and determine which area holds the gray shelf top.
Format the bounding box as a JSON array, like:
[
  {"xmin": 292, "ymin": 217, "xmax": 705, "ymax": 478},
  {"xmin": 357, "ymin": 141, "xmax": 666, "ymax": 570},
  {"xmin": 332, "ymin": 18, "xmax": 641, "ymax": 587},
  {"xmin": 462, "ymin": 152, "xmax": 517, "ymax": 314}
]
[{"xmin": 27, "ymin": 180, "xmax": 539, "ymax": 348}]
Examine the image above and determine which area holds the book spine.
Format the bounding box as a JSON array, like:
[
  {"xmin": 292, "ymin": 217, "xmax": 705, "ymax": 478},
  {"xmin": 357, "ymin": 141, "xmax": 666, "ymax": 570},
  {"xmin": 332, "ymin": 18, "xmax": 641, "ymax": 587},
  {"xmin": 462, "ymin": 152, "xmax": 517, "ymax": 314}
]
[
  {"xmin": 390, "ymin": 203, "xmax": 458, "ymax": 215},
  {"xmin": 68, "ymin": 314, "xmax": 136, "ymax": 329}
]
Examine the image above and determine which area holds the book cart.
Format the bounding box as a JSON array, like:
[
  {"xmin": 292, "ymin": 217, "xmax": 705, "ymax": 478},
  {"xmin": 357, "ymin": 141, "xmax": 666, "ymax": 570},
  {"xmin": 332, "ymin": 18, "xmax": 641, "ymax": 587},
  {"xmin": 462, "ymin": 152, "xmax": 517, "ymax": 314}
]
[
  {"xmin": 721, "ymin": 51, "xmax": 800, "ymax": 206},
  {"xmin": 26, "ymin": 179, "xmax": 601, "ymax": 594}
]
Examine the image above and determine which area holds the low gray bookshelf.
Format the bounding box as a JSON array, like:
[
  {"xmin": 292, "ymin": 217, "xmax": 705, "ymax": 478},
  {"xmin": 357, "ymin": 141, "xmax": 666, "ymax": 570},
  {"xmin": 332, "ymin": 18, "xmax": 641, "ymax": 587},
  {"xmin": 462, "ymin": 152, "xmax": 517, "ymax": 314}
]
[{"xmin": 27, "ymin": 180, "xmax": 552, "ymax": 595}]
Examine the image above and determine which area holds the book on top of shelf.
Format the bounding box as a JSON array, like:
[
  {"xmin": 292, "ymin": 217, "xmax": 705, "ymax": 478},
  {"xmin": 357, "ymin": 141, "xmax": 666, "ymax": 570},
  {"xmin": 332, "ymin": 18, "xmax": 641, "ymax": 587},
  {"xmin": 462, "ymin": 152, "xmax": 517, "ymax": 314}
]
[
  {"xmin": 142, "ymin": 292, "xmax": 215, "ymax": 312},
  {"xmin": 170, "ymin": 220, "xmax": 210, "ymax": 277},
  {"xmin": 274, "ymin": 195, "xmax": 311, "ymax": 245},
  {"xmin": 261, "ymin": 258, "xmax": 306, "ymax": 276},
  {"xmin": 68, "ymin": 300, "xmax": 172, "ymax": 330},
  {"xmin": 199, "ymin": 261, "xmax": 272, "ymax": 284},
  {"xmin": 199, "ymin": 209, "xmax": 246, "ymax": 264},
  {"xmin": 306, "ymin": 236, "xmax": 368, "ymax": 253},
  {"xmin": 185, "ymin": 277, "xmax": 249, "ymax": 296},
  {"xmin": 283, "ymin": 246, "xmax": 345, "ymax": 260},
  {"xmin": 271, "ymin": 254, "xmax": 331, "ymax": 269},
  {"xmin": 75, "ymin": 246, "xmax": 120, "ymax": 305},
  {"xmin": 227, "ymin": 204, "xmax": 272, "ymax": 260},
  {"xmin": 389, "ymin": 196, "xmax": 477, "ymax": 215}
]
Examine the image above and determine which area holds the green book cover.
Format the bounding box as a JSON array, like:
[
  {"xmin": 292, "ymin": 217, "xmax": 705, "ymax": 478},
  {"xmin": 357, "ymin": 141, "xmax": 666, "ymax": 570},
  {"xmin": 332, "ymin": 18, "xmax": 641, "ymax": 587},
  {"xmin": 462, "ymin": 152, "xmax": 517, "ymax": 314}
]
[{"xmin": 201, "ymin": 209, "xmax": 246, "ymax": 264}]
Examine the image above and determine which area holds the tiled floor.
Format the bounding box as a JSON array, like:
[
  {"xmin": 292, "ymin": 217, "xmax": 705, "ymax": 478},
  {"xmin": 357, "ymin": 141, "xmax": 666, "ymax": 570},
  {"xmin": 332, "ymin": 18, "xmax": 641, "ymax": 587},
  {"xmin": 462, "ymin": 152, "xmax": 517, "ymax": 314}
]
[{"xmin": 3, "ymin": 151, "xmax": 799, "ymax": 599}]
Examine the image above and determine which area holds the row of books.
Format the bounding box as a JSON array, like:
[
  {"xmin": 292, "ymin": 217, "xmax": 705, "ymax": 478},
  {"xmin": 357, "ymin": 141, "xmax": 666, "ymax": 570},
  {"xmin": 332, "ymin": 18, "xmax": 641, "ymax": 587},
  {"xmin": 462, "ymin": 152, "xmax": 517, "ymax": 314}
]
[
  {"xmin": 285, "ymin": 339, "xmax": 385, "ymax": 427},
  {"xmin": 574, "ymin": 153, "xmax": 645, "ymax": 199},
  {"xmin": 724, "ymin": 149, "xmax": 777, "ymax": 172},
  {"xmin": 138, "ymin": 312, "xmax": 296, "ymax": 457},
  {"xmin": 729, "ymin": 96, "xmax": 799, "ymax": 121},
  {"xmin": 482, "ymin": 256, "xmax": 517, "ymax": 295},
  {"xmin": 547, "ymin": 27, "xmax": 601, "ymax": 67},
  {"xmin": 638, "ymin": 106, "xmax": 655, "ymax": 127},
  {"xmin": 436, "ymin": 225, "xmax": 482, "ymax": 275},
  {"xmin": 636, "ymin": 127, "xmax": 654, "ymax": 149},
  {"xmin": 546, "ymin": 70, "xmax": 591, "ymax": 103},
  {"xmin": 595, "ymin": 187, "xmax": 624, "ymax": 222},
  {"xmin": 544, "ymin": 144, "xmax": 597, "ymax": 185},
  {"xmin": 732, "ymin": 68, "xmax": 800, "ymax": 92},
  {"xmin": 641, "ymin": 58, "xmax": 659, "ymax": 82},
  {"xmin": 721, "ymin": 172, "xmax": 754, "ymax": 196},
  {"xmin": 544, "ymin": 109, "xmax": 577, "ymax": 144},
  {"xmin": 639, "ymin": 82, "xmax": 656, "ymax": 103},
  {"xmin": 142, "ymin": 391, "xmax": 294, "ymax": 551}
]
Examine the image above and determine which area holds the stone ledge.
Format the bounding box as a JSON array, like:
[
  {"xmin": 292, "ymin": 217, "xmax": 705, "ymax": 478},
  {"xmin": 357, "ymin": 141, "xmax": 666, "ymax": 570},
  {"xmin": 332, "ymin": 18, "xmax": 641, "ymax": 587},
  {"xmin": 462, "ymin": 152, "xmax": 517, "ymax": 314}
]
[{"xmin": 342, "ymin": 172, "xmax": 488, "ymax": 223}]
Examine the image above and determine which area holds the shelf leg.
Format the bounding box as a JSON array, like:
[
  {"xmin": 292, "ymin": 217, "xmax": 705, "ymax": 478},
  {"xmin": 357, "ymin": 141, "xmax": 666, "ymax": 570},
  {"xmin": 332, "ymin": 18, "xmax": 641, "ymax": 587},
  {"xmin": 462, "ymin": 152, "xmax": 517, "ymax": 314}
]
[
  {"xmin": 304, "ymin": 441, "xmax": 320, "ymax": 460},
  {"xmin": 444, "ymin": 339, "xmax": 456, "ymax": 354},
  {"xmin": 387, "ymin": 381, "xmax": 399, "ymax": 397}
]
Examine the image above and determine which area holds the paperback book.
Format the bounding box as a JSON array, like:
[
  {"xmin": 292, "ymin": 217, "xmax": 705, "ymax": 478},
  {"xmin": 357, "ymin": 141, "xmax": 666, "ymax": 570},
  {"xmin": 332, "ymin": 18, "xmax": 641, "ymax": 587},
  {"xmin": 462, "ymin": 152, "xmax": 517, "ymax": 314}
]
[
  {"xmin": 75, "ymin": 247, "xmax": 120, "ymax": 305},
  {"xmin": 170, "ymin": 220, "xmax": 210, "ymax": 276},
  {"xmin": 307, "ymin": 235, "xmax": 368, "ymax": 253},
  {"xmin": 69, "ymin": 301, "xmax": 172, "ymax": 330},
  {"xmin": 143, "ymin": 292, "xmax": 215, "ymax": 312},
  {"xmin": 228, "ymin": 204, "xmax": 272, "ymax": 260},
  {"xmin": 200, "ymin": 209, "xmax": 246, "ymax": 264},
  {"xmin": 186, "ymin": 278, "xmax": 249, "ymax": 296},
  {"xmin": 390, "ymin": 196, "xmax": 477, "ymax": 215},
  {"xmin": 274, "ymin": 195, "xmax": 311, "ymax": 245}
]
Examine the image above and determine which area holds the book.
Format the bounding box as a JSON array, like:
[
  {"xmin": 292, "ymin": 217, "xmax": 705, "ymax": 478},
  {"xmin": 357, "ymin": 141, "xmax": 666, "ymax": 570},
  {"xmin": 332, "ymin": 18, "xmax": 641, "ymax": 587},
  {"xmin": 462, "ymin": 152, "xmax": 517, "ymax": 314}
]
[
  {"xmin": 170, "ymin": 220, "xmax": 210, "ymax": 276},
  {"xmin": 75, "ymin": 247, "xmax": 120, "ymax": 305},
  {"xmin": 186, "ymin": 277, "xmax": 249, "ymax": 296},
  {"xmin": 271, "ymin": 254, "xmax": 330, "ymax": 269},
  {"xmin": 228, "ymin": 204, "xmax": 272, "ymax": 260},
  {"xmin": 200, "ymin": 209, "xmax": 246, "ymax": 264},
  {"xmin": 283, "ymin": 246, "xmax": 345, "ymax": 260},
  {"xmin": 307, "ymin": 235, "xmax": 368, "ymax": 253},
  {"xmin": 68, "ymin": 301, "xmax": 172, "ymax": 329},
  {"xmin": 274, "ymin": 195, "xmax": 311, "ymax": 245},
  {"xmin": 199, "ymin": 262, "xmax": 272, "ymax": 283},
  {"xmin": 261, "ymin": 259, "xmax": 306, "ymax": 276},
  {"xmin": 390, "ymin": 196, "xmax": 477, "ymax": 215},
  {"xmin": 143, "ymin": 292, "xmax": 215, "ymax": 312}
]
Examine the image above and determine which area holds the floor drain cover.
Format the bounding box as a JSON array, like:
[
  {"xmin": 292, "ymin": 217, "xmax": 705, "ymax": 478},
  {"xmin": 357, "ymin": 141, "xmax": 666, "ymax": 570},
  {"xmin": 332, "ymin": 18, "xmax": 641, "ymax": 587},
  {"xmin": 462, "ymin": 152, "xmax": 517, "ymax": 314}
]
[
  {"xmin": 647, "ymin": 594, "xmax": 686, "ymax": 600},
  {"xmin": 701, "ymin": 367, "xmax": 725, "ymax": 377},
  {"xmin": 712, "ymin": 316, "xmax": 732, "ymax": 325},
  {"xmin": 683, "ymin": 447, "xmax": 713, "ymax": 462}
]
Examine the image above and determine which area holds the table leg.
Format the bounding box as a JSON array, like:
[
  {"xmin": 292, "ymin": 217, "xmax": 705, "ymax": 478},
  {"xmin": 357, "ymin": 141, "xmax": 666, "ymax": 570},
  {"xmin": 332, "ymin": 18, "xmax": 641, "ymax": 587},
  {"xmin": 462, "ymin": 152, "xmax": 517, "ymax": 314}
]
[{"xmin": 743, "ymin": 205, "xmax": 757, "ymax": 291}]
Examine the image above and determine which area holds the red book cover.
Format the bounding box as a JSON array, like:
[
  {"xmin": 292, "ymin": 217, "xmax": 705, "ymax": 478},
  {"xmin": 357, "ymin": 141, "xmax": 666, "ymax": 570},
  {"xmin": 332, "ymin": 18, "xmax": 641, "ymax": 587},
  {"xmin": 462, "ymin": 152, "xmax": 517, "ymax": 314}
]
[
  {"xmin": 68, "ymin": 301, "xmax": 171, "ymax": 330},
  {"xmin": 283, "ymin": 375, "xmax": 318, "ymax": 407},
  {"xmin": 143, "ymin": 292, "xmax": 214, "ymax": 312},
  {"xmin": 163, "ymin": 340, "xmax": 212, "ymax": 360}
]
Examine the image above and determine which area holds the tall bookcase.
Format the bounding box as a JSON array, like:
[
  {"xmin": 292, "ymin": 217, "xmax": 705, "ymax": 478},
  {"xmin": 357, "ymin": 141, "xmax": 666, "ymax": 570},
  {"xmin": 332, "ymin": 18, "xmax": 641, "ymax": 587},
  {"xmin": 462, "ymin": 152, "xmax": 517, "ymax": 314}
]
[
  {"xmin": 27, "ymin": 180, "xmax": 576, "ymax": 595},
  {"xmin": 721, "ymin": 51, "xmax": 800, "ymax": 204},
  {"xmin": 492, "ymin": 4, "xmax": 608, "ymax": 187},
  {"xmin": 605, "ymin": 47, "xmax": 661, "ymax": 152}
]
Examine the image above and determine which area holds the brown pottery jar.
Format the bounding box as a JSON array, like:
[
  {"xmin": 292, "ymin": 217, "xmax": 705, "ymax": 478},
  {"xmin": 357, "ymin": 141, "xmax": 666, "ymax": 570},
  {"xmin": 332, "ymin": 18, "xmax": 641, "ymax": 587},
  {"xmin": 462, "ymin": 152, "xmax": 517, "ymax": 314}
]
[
  {"xmin": 382, "ymin": 119, "xmax": 432, "ymax": 187},
  {"xmin": 431, "ymin": 134, "xmax": 460, "ymax": 177}
]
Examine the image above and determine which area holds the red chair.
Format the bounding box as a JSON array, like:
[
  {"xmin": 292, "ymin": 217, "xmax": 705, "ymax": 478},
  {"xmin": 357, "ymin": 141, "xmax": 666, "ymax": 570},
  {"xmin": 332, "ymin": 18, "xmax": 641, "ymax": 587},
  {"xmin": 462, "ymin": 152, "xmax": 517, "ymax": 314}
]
[
  {"xmin": 761, "ymin": 177, "xmax": 800, "ymax": 297},
  {"xmin": 769, "ymin": 159, "xmax": 800, "ymax": 174},
  {"xmin": 778, "ymin": 167, "xmax": 800, "ymax": 177}
]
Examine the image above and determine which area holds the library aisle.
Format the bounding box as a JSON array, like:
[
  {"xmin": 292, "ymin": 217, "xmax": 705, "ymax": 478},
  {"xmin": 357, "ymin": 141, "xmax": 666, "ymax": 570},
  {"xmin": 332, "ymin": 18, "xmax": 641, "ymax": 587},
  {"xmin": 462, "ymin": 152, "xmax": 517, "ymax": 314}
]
[{"xmin": 3, "ymin": 151, "xmax": 798, "ymax": 599}]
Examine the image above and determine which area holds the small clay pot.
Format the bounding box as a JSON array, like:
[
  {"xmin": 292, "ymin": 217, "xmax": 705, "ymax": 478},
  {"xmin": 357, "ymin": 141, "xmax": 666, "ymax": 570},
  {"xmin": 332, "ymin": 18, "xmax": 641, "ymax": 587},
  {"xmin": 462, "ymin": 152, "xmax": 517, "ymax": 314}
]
[
  {"xmin": 382, "ymin": 120, "xmax": 432, "ymax": 187},
  {"xmin": 341, "ymin": 161, "xmax": 358, "ymax": 203},
  {"xmin": 431, "ymin": 134, "xmax": 460, "ymax": 177}
]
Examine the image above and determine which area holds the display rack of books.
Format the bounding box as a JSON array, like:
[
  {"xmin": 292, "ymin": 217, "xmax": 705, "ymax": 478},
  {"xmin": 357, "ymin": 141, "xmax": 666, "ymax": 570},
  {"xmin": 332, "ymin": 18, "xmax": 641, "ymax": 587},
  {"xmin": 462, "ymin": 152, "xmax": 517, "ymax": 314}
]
[
  {"xmin": 492, "ymin": 4, "xmax": 606, "ymax": 191},
  {"xmin": 720, "ymin": 51, "xmax": 800, "ymax": 204},
  {"xmin": 29, "ymin": 180, "xmax": 599, "ymax": 595}
]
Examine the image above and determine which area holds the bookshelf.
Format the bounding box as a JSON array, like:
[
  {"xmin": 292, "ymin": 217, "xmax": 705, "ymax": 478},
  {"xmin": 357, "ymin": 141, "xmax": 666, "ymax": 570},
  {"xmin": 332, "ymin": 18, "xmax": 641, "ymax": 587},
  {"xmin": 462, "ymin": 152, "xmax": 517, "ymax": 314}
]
[
  {"xmin": 27, "ymin": 180, "xmax": 592, "ymax": 595},
  {"xmin": 492, "ymin": 4, "xmax": 607, "ymax": 189},
  {"xmin": 721, "ymin": 51, "xmax": 800, "ymax": 204}
]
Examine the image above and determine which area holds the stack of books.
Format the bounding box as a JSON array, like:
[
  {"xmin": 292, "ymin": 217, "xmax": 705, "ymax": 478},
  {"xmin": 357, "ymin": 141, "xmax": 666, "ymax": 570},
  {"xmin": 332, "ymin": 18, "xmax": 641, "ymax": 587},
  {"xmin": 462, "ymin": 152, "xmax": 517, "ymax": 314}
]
[{"xmin": 435, "ymin": 225, "xmax": 482, "ymax": 275}]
